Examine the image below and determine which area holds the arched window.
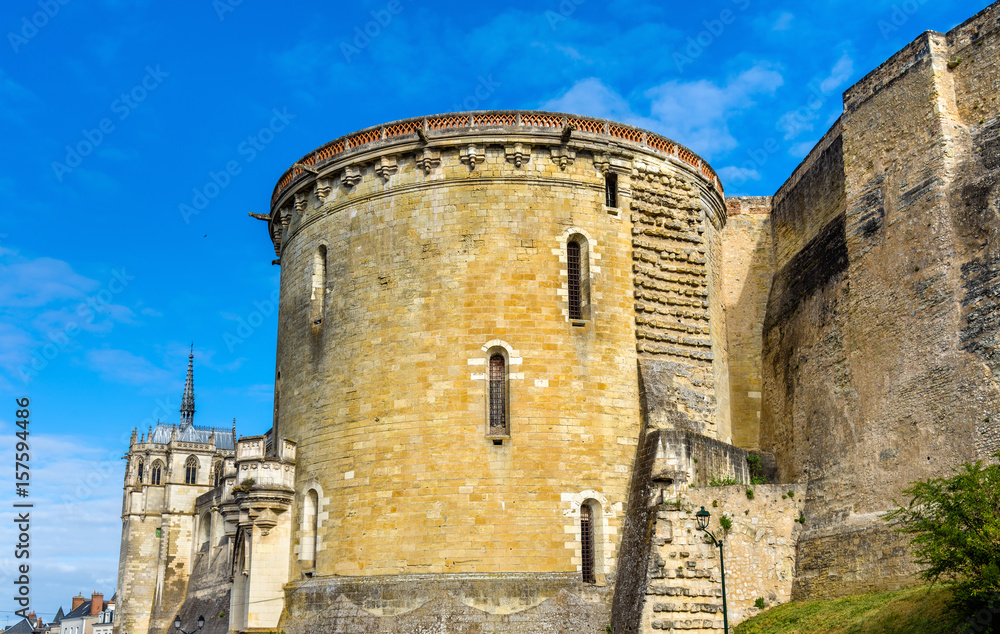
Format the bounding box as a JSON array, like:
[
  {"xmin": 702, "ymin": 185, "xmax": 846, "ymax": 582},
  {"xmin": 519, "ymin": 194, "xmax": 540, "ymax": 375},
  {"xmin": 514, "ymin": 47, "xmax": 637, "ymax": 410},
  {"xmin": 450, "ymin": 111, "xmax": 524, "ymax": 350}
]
[
  {"xmin": 136, "ymin": 459, "xmax": 144, "ymax": 484},
  {"xmin": 311, "ymin": 245, "xmax": 327, "ymax": 326},
  {"xmin": 581, "ymin": 504, "xmax": 596, "ymax": 584},
  {"xmin": 184, "ymin": 456, "xmax": 198, "ymax": 485},
  {"xmin": 566, "ymin": 234, "xmax": 591, "ymax": 323},
  {"xmin": 301, "ymin": 489, "xmax": 319, "ymax": 568},
  {"xmin": 150, "ymin": 460, "xmax": 163, "ymax": 486},
  {"xmin": 567, "ymin": 241, "xmax": 582, "ymax": 320},
  {"xmin": 488, "ymin": 352, "xmax": 508, "ymax": 436},
  {"xmin": 213, "ymin": 462, "xmax": 222, "ymax": 487}
]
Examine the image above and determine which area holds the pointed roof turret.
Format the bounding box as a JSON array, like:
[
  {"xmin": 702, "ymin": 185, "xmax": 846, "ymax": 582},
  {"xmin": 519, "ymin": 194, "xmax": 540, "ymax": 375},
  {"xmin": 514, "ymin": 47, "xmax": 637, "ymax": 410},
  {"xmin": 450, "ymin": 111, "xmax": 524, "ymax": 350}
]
[{"xmin": 180, "ymin": 344, "xmax": 195, "ymax": 426}]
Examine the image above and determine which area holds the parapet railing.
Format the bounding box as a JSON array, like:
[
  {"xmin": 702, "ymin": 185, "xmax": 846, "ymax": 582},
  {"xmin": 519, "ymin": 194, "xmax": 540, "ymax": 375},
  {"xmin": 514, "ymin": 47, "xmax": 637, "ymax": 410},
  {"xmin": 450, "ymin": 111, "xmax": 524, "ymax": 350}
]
[{"xmin": 271, "ymin": 111, "xmax": 723, "ymax": 205}]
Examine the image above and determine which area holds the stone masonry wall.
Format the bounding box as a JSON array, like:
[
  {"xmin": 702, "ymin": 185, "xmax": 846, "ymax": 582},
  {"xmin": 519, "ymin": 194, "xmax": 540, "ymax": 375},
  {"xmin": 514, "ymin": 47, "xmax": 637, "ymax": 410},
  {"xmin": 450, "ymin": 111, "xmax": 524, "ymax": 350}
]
[
  {"xmin": 722, "ymin": 198, "xmax": 773, "ymax": 450},
  {"xmin": 625, "ymin": 485, "xmax": 804, "ymax": 633},
  {"xmin": 632, "ymin": 168, "xmax": 722, "ymax": 439},
  {"xmin": 268, "ymin": 116, "xmax": 725, "ymax": 631},
  {"xmin": 760, "ymin": 2, "xmax": 1000, "ymax": 600}
]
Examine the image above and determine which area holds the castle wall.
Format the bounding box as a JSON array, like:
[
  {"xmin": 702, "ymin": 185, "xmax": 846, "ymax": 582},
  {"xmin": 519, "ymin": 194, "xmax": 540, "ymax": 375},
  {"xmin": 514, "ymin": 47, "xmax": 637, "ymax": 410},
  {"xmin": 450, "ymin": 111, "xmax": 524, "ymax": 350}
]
[
  {"xmin": 609, "ymin": 427, "xmax": 804, "ymax": 633},
  {"xmin": 722, "ymin": 198, "xmax": 773, "ymax": 450},
  {"xmin": 170, "ymin": 493, "xmax": 231, "ymax": 634},
  {"xmin": 758, "ymin": 2, "xmax": 1000, "ymax": 599},
  {"xmin": 264, "ymin": 114, "xmax": 725, "ymax": 630}
]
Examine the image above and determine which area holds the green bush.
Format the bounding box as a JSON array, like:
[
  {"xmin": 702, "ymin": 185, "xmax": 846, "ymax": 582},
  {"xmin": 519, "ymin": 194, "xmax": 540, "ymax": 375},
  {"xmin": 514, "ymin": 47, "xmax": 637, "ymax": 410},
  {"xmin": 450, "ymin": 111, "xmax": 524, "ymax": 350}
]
[
  {"xmin": 885, "ymin": 456, "xmax": 1000, "ymax": 628},
  {"xmin": 720, "ymin": 515, "xmax": 733, "ymax": 531},
  {"xmin": 754, "ymin": 597, "xmax": 766, "ymax": 610}
]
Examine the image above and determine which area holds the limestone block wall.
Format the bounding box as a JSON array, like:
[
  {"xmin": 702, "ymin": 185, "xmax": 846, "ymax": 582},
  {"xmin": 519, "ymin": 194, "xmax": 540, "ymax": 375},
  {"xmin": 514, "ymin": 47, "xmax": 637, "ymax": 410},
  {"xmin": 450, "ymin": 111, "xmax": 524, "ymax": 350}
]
[
  {"xmin": 261, "ymin": 112, "xmax": 726, "ymax": 631},
  {"xmin": 722, "ymin": 198, "xmax": 773, "ymax": 450},
  {"xmin": 632, "ymin": 163, "xmax": 729, "ymax": 440},
  {"xmin": 267, "ymin": 114, "xmax": 724, "ymax": 582},
  {"xmin": 759, "ymin": 1, "xmax": 1000, "ymax": 599},
  {"xmin": 637, "ymin": 486, "xmax": 805, "ymax": 633},
  {"xmin": 609, "ymin": 428, "xmax": 787, "ymax": 634},
  {"xmin": 171, "ymin": 491, "xmax": 231, "ymax": 634}
]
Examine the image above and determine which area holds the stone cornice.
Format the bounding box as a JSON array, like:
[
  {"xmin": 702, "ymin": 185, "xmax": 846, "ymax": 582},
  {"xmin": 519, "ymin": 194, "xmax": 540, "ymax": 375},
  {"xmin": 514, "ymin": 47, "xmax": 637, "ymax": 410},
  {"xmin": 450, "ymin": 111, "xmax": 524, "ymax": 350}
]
[{"xmin": 265, "ymin": 111, "xmax": 725, "ymax": 253}]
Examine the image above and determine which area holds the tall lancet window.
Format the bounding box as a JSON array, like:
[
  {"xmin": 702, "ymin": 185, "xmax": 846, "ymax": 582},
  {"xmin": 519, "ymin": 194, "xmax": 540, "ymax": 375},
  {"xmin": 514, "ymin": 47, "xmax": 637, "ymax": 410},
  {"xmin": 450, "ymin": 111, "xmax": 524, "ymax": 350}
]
[
  {"xmin": 302, "ymin": 489, "xmax": 319, "ymax": 568},
  {"xmin": 150, "ymin": 460, "xmax": 163, "ymax": 486},
  {"xmin": 311, "ymin": 245, "xmax": 327, "ymax": 326},
  {"xmin": 488, "ymin": 353, "xmax": 508, "ymax": 435},
  {"xmin": 136, "ymin": 459, "xmax": 144, "ymax": 484},
  {"xmin": 185, "ymin": 456, "xmax": 198, "ymax": 485},
  {"xmin": 566, "ymin": 234, "xmax": 591, "ymax": 322},
  {"xmin": 581, "ymin": 504, "xmax": 596, "ymax": 583},
  {"xmin": 567, "ymin": 241, "xmax": 582, "ymax": 320}
]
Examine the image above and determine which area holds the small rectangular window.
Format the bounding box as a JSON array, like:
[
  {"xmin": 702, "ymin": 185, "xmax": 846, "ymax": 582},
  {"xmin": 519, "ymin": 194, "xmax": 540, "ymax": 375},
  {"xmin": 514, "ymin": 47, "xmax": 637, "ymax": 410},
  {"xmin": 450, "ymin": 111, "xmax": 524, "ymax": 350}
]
[{"xmin": 605, "ymin": 173, "xmax": 618, "ymax": 208}]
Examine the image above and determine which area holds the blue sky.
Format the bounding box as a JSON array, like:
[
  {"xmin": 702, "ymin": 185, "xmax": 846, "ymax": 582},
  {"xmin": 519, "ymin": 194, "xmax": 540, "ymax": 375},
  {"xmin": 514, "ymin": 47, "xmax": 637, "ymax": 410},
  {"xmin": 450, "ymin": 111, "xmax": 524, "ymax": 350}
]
[{"xmin": 0, "ymin": 0, "xmax": 989, "ymax": 621}]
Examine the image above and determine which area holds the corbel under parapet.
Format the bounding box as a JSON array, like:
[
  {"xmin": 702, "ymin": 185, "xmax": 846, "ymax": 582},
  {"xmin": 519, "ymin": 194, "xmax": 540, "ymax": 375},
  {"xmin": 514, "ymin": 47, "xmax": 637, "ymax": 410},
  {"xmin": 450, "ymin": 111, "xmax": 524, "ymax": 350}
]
[
  {"xmin": 549, "ymin": 146, "xmax": 576, "ymax": 170},
  {"xmin": 415, "ymin": 147, "xmax": 441, "ymax": 174},
  {"xmin": 374, "ymin": 155, "xmax": 398, "ymax": 181},
  {"xmin": 341, "ymin": 165, "xmax": 362, "ymax": 188},
  {"xmin": 314, "ymin": 178, "xmax": 333, "ymax": 203},
  {"xmin": 505, "ymin": 143, "xmax": 531, "ymax": 168},
  {"xmin": 459, "ymin": 144, "xmax": 486, "ymax": 170},
  {"xmin": 293, "ymin": 191, "xmax": 309, "ymax": 215}
]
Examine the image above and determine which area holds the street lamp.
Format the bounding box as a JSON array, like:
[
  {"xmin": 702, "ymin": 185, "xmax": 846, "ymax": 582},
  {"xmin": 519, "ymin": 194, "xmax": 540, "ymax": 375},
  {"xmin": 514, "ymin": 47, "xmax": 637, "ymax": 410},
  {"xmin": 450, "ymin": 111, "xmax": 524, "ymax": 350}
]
[
  {"xmin": 695, "ymin": 506, "xmax": 729, "ymax": 634},
  {"xmin": 173, "ymin": 615, "xmax": 205, "ymax": 634}
]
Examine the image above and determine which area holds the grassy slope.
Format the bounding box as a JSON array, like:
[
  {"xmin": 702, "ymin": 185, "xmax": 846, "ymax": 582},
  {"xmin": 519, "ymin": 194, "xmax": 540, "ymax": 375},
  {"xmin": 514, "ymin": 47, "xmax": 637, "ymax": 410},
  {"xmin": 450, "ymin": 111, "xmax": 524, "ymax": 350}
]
[{"xmin": 734, "ymin": 585, "xmax": 966, "ymax": 634}]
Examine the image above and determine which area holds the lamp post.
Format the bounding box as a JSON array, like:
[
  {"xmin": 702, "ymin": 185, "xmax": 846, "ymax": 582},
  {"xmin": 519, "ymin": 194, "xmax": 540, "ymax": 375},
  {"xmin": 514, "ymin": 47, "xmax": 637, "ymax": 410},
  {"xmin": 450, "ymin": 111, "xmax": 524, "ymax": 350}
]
[
  {"xmin": 173, "ymin": 615, "xmax": 205, "ymax": 634},
  {"xmin": 695, "ymin": 506, "xmax": 729, "ymax": 634}
]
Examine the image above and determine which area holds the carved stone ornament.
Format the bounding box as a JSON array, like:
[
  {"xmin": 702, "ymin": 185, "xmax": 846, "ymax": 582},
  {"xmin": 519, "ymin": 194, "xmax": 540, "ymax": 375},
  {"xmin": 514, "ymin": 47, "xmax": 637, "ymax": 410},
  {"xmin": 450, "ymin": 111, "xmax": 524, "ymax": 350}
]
[
  {"xmin": 505, "ymin": 143, "xmax": 531, "ymax": 168},
  {"xmin": 341, "ymin": 166, "xmax": 362, "ymax": 188},
  {"xmin": 293, "ymin": 191, "xmax": 309, "ymax": 215},
  {"xmin": 550, "ymin": 146, "xmax": 576, "ymax": 171},
  {"xmin": 593, "ymin": 152, "xmax": 611, "ymax": 174},
  {"xmin": 459, "ymin": 144, "xmax": 486, "ymax": 170},
  {"xmin": 374, "ymin": 155, "xmax": 398, "ymax": 181},
  {"xmin": 414, "ymin": 148, "xmax": 441, "ymax": 175},
  {"xmin": 314, "ymin": 179, "xmax": 332, "ymax": 202}
]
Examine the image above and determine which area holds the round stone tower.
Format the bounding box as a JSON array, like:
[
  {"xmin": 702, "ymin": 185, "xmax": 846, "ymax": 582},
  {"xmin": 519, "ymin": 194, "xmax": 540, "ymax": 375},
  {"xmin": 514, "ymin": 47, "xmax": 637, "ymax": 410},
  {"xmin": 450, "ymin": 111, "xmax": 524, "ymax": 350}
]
[{"xmin": 262, "ymin": 111, "xmax": 727, "ymax": 632}]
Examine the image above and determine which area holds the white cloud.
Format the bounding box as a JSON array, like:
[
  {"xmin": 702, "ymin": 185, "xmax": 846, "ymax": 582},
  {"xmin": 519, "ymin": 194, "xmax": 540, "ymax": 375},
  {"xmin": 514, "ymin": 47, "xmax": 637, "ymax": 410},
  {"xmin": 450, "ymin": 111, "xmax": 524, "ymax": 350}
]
[
  {"xmin": 772, "ymin": 12, "xmax": 794, "ymax": 31},
  {"xmin": 542, "ymin": 62, "xmax": 783, "ymax": 159},
  {"xmin": 776, "ymin": 54, "xmax": 852, "ymax": 141},
  {"xmin": 718, "ymin": 166, "xmax": 762, "ymax": 183},
  {"xmin": 820, "ymin": 53, "xmax": 854, "ymax": 93},
  {"xmin": 85, "ymin": 348, "xmax": 174, "ymax": 386},
  {"xmin": 0, "ymin": 256, "xmax": 97, "ymax": 308}
]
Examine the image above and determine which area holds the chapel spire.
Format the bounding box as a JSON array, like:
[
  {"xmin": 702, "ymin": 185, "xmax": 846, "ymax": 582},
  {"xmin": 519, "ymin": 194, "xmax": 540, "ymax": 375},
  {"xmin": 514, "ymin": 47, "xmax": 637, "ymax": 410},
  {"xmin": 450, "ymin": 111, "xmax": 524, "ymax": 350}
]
[{"xmin": 180, "ymin": 344, "xmax": 195, "ymax": 426}]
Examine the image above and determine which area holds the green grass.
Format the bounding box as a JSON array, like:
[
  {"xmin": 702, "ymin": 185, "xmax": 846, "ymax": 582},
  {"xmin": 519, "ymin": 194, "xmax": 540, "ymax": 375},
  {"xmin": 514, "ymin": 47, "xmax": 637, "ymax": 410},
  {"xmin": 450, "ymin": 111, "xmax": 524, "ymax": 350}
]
[{"xmin": 734, "ymin": 584, "xmax": 966, "ymax": 634}]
